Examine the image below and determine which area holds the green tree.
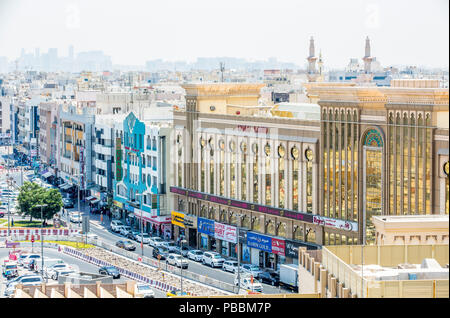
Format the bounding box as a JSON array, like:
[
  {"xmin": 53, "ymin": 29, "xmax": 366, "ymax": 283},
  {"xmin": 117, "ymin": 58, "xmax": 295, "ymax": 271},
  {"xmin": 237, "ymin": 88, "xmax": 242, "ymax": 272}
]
[{"xmin": 17, "ymin": 182, "xmax": 63, "ymax": 222}]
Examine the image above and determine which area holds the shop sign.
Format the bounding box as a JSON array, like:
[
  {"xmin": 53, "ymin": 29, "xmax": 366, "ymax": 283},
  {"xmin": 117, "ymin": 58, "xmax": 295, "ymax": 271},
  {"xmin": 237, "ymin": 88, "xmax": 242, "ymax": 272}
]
[
  {"xmin": 214, "ymin": 222, "xmax": 237, "ymax": 243},
  {"xmin": 124, "ymin": 204, "xmax": 135, "ymax": 212},
  {"xmin": 79, "ymin": 146, "xmax": 85, "ymax": 190},
  {"xmin": 246, "ymin": 232, "xmax": 272, "ymax": 253},
  {"xmin": 197, "ymin": 217, "xmax": 215, "ymax": 236},
  {"xmin": 184, "ymin": 215, "xmax": 197, "ymax": 228},
  {"xmin": 113, "ymin": 200, "xmax": 123, "ymax": 209},
  {"xmin": 238, "ymin": 228, "xmax": 248, "ymax": 243},
  {"xmin": 171, "ymin": 211, "xmax": 186, "ymax": 228},
  {"xmin": 285, "ymin": 239, "xmax": 300, "ymax": 259},
  {"xmin": 271, "ymin": 238, "xmax": 286, "ymax": 256},
  {"xmin": 170, "ymin": 186, "xmax": 314, "ymax": 224},
  {"xmin": 313, "ymin": 215, "xmax": 358, "ymax": 232}
]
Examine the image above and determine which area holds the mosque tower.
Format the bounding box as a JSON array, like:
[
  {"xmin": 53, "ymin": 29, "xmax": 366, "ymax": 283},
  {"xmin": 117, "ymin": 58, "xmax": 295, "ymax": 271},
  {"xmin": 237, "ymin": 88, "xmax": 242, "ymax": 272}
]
[
  {"xmin": 307, "ymin": 37, "xmax": 319, "ymax": 82},
  {"xmin": 362, "ymin": 36, "xmax": 373, "ymax": 74}
]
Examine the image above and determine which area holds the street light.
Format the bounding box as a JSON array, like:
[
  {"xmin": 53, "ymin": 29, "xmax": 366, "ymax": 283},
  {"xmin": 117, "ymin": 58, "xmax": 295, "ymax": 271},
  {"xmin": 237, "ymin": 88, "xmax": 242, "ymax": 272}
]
[
  {"xmin": 180, "ymin": 239, "xmax": 187, "ymax": 294},
  {"xmin": 36, "ymin": 203, "xmax": 48, "ymax": 282}
]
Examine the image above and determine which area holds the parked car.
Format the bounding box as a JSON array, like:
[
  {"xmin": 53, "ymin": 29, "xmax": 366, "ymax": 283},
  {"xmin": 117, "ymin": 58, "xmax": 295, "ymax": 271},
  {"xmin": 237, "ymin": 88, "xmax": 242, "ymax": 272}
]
[
  {"xmin": 2, "ymin": 260, "xmax": 18, "ymax": 279},
  {"xmin": 202, "ymin": 252, "xmax": 225, "ymax": 268},
  {"xmin": 21, "ymin": 254, "xmax": 41, "ymax": 268},
  {"xmin": 98, "ymin": 266, "xmax": 120, "ymax": 279},
  {"xmin": 160, "ymin": 241, "xmax": 178, "ymax": 253},
  {"xmin": 258, "ymin": 271, "xmax": 280, "ymax": 286},
  {"xmin": 152, "ymin": 247, "xmax": 169, "ymax": 260},
  {"xmin": 110, "ymin": 220, "xmax": 124, "ymax": 232},
  {"xmin": 135, "ymin": 233, "xmax": 151, "ymax": 244},
  {"xmin": 134, "ymin": 283, "xmax": 155, "ymax": 298},
  {"xmin": 0, "ymin": 210, "xmax": 5, "ymax": 218},
  {"xmin": 116, "ymin": 240, "xmax": 136, "ymax": 251},
  {"xmin": 242, "ymin": 264, "xmax": 263, "ymax": 278},
  {"xmin": 187, "ymin": 250, "xmax": 203, "ymax": 262},
  {"xmin": 234, "ymin": 274, "xmax": 263, "ymax": 293},
  {"xmin": 127, "ymin": 230, "xmax": 140, "ymax": 241},
  {"xmin": 62, "ymin": 198, "xmax": 74, "ymax": 209},
  {"xmin": 148, "ymin": 236, "xmax": 165, "ymax": 248},
  {"xmin": 4, "ymin": 275, "xmax": 44, "ymax": 297},
  {"xmin": 44, "ymin": 263, "xmax": 70, "ymax": 280},
  {"xmin": 166, "ymin": 254, "xmax": 189, "ymax": 269},
  {"xmin": 119, "ymin": 226, "xmax": 132, "ymax": 236},
  {"xmin": 173, "ymin": 245, "xmax": 190, "ymax": 257},
  {"xmin": 222, "ymin": 260, "xmax": 239, "ymax": 273}
]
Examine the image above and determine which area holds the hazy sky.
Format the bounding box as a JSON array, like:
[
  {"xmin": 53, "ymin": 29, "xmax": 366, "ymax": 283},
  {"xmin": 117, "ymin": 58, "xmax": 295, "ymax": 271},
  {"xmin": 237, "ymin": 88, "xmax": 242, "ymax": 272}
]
[{"xmin": 0, "ymin": 0, "xmax": 448, "ymax": 68}]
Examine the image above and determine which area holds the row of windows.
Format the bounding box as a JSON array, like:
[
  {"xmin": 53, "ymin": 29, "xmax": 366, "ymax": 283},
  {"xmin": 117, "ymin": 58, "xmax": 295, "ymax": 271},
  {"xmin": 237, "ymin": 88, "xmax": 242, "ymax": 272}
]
[
  {"xmin": 123, "ymin": 132, "xmax": 157, "ymax": 150},
  {"xmin": 177, "ymin": 134, "xmax": 315, "ymax": 213},
  {"xmin": 387, "ymin": 111, "xmax": 432, "ymax": 215}
]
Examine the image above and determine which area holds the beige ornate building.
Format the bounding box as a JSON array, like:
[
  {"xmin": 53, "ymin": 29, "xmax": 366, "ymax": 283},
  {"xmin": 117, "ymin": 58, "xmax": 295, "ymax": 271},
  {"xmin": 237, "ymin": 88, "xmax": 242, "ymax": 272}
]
[{"xmin": 171, "ymin": 82, "xmax": 449, "ymax": 270}]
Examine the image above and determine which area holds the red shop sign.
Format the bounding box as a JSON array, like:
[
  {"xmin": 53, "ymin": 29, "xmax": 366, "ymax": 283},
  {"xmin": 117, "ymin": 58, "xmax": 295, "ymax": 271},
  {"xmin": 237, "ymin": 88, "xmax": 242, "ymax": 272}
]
[{"xmin": 271, "ymin": 238, "xmax": 285, "ymax": 256}]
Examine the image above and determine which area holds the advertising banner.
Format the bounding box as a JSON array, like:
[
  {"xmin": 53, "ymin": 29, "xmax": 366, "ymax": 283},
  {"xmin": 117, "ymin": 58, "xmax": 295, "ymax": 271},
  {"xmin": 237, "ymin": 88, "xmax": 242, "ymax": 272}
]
[
  {"xmin": 197, "ymin": 217, "xmax": 215, "ymax": 236},
  {"xmin": 115, "ymin": 138, "xmax": 123, "ymax": 182},
  {"xmin": 214, "ymin": 222, "xmax": 237, "ymax": 243},
  {"xmin": 271, "ymin": 238, "xmax": 286, "ymax": 256},
  {"xmin": 242, "ymin": 244, "xmax": 251, "ymax": 263},
  {"xmin": 171, "ymin": 211, "xmax": 185, "ymax": 228},
  {"xmin": 313, "ymin": 215, "xmax": 358, "ymax": 232},
  {"xmin": 246, "ymin": 232, "xmax": 272, "ymax": 253}
]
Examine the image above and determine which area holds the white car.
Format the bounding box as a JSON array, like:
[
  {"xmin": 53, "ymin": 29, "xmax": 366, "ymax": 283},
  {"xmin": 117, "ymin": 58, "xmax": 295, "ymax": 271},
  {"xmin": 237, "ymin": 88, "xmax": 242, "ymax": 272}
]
[
  {"xmin": 202, "ymin": 252, "xmax": 225, "ymax": 268},
  {"xmin": 187, "ymin": 250, "xmax": 204, "ymax": 262},
  {"xmin": 120, "ymin": 226, "xmax": 132, "ymax": 236},
  {"xmin": 241, "ymin": 264, "xmax": 263, "ymax": 278},
  {"xmin": 135, "ymin": 233, "xmax": 151, "ymax": 244},
  {"xmin": 160, "ymin": 241, "xmax": 178, "ymax": 252},
  {"xmin": 234, "ymin": 275, "xmax": 263, "ymax": 293},
  {"xmin": 4, "ymin": 275, "xmax": 44, "ymax": 297},
  {"xmin": 148, "ymin": 236, "xmax": 164, "ymax": 248},
  {"xmin": 110, "ymin": 220, "xmax": 124, "ymax": 232},
  {"xmin": 223, "ymin": 260, "xmax": 239, "ymax": 273},
  {"xmin": 134, "ymin": 283, "xmax": 155, "ymax": 298},
  {"xmin": 166, "ymin": 253, "xmax": 189, "ymax": 269},
  {"xmin": 44, "ymin": 263, "xmax": 70, "ymax": 280},
  {"xmin": 70, "ymin": 213, "xmax": 82, "ymax": 223},
  {"xmin": 21, "ymin": 254, "xmax": 41, "ymax": 268}
]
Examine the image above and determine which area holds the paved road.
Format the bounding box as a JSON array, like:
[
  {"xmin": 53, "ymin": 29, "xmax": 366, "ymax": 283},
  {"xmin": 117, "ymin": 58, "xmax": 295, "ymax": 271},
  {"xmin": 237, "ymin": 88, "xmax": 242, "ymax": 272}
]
[{"xmin": 0, "ymin": 247, "xmax": 166, "ymax": 298}]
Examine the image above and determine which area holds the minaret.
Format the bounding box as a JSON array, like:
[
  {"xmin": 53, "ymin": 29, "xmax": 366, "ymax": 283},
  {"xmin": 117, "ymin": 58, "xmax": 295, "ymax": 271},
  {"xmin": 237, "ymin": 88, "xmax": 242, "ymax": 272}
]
[
  {"xmin": 317, "ymin": 51, "xmax": 324, "ymax": 82},
  {"xmin": 307, "ymin": 36, "xmax": 318, "ymax": 82},
  {"xmin": 362, "ymin": 36, "xmax": 373, "ymax": 74}
]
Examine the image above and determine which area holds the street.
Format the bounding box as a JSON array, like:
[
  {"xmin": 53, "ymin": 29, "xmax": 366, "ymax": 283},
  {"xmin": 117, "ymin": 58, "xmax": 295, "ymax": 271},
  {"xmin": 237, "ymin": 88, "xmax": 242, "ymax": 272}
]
[
  {"xmin": 0, "ymin": 246, "xmax": 167, "ymax": 298},
  {"xmin": 1, "ymin": 155, "xmax": 292, "ymax": 296}
]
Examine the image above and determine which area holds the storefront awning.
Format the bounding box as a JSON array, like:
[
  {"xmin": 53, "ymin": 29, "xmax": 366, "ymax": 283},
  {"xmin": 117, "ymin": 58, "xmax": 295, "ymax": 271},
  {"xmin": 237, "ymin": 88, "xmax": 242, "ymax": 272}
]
[
  {"xmin": 42, "ymin": 172, "xmax": 53, "ymax": 178},
  {"xmin": 60, "ymin": 184, "xmax": 72, "ymax": 190}
]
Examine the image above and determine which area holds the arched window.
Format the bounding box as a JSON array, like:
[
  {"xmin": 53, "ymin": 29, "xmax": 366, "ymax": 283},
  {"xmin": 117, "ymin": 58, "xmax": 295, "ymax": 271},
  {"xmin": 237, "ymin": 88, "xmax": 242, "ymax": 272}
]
[
  {"xmin": 266, "ymin": 220, "xmax": 276, "ymax": 236},
  {"xmin": 293, "ymin": 225, "xmax": 304, "ymax": 241},
  {"xmin": 252, "ymin": 217, "xmax": 261, "ymax": 233},
  {"xmin": 277, "ymin": 223, "xmax": 286, "ymax": 238}
]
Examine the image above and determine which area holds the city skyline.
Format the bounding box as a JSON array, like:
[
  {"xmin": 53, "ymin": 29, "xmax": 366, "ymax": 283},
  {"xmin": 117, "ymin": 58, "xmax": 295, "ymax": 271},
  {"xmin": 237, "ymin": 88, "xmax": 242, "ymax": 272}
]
[{"xmin": 0, "ymin": 0, "xmax": 448, "ymax": 69}]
